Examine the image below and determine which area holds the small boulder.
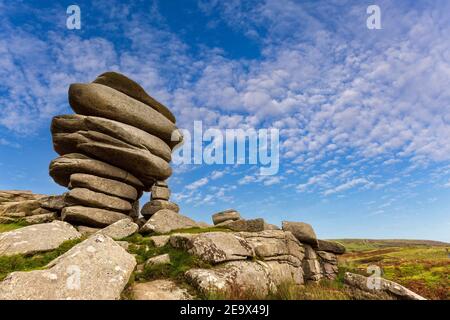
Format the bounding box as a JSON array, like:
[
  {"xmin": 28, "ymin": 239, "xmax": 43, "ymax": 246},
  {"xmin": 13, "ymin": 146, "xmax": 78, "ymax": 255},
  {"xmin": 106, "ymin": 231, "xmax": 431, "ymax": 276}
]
[
  {"xmin": 149, "ymin": 235, "xmax": 170, "ymax": 247},
  {"xmin": 282, "ymin": 221, "xmax": 318, "ymax": 246},
  {"xmin": 150, "ymin": 185, "xmax": 170, "ymax": 200},
  {"xmin": 344, "ymin": 272, "xmax": 426, "ymax": 300},
  {"xmin": 0, "ymin": 221, "xmax": 81, "ymax": 256},
  {"xmin": 145, "ymin": 253, "xmax": 170, "ymax": 266},
  {"xmin": 140, "ymin": 209, "xmax": 197, "ymax": 234},
  {"xmin": 212, "ymin": 209, "xmax": 241, "ymax": 225},
  {"xmin": 141, "ymin": 199, "xmax": 179, "ymax": 218},
  {"xmin": 96, "ymin": 219, "xmax": 138, "ymax": 240}
]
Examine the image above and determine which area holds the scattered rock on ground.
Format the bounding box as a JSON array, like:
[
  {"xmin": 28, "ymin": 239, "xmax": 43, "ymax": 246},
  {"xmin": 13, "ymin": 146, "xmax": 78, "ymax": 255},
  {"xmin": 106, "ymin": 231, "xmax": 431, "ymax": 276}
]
[
  {"xmin": 130, "ymin": 280, "xmax": 193, "ymax": 300},
  {"xmin": 344, "ymin": 272, "xmax": 426, "ymax": 300},
  {"xmin": 145, "ymin": 253, "xmax": 170, "ymax": 266}
]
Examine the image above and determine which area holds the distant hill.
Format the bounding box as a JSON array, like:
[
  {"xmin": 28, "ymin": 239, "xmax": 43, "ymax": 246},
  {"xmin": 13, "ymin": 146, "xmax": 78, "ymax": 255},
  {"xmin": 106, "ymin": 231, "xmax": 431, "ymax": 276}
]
[{"xmin": 331, "ymin": 239, "xmax": 449, "ymax": 252}]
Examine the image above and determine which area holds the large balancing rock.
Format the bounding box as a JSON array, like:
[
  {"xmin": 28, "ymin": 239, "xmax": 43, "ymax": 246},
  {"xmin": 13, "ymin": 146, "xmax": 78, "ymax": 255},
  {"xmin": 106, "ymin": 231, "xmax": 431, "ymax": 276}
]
[
  {"xmin": 93, "ymin": 71, "xmax": 176, "ymax": 124},
  {"xmin": 49, "ymin": 153, "xmax": 144, "ymax": 190},
  {"xmin": 51, "ymin": 115, "xmax": 172, "ymax": 161},
  {"xmin": 68, "ymin": 83, "xmax": 182, "ymax": 147}
]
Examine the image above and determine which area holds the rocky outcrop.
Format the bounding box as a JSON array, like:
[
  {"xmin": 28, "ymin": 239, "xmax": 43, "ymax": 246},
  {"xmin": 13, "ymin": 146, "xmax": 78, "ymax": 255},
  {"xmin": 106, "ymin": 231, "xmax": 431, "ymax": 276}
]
[
  {"xmin": 344, "ymin": 272, "xmax": 427, "ymax": 300},
  {"xmin": 170, "ymin": 232, "xmax": 255, "ymax": 264},
  {"xmin": 48, "ymin": 72, "xmax": 182, "ymax": 228},
  {"xmin": 238, "ymin": 230, "xmax": 305, "ymax": 267},
  {"xmin": 0, "ymin": 221, "xmax": 81, "ymax": 256},
  {"xmin": 0, "ymin": 234, "xmax": 136, "ymax": 299}
]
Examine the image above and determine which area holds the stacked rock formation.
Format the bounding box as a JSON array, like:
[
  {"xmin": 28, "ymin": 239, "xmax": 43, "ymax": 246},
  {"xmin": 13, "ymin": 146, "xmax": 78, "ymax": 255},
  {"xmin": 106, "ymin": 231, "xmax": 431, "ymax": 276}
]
[
  {"xmin": 141, "ymin": 181, "xmax": 179, "ymax": 219},
  {"xmin": 49, "ymin": 72, "xmax": 182, "ymax": 228}
]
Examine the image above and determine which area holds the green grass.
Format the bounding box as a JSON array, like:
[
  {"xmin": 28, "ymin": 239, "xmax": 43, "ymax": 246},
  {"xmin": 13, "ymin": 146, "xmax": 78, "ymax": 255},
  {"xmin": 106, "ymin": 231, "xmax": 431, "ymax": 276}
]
[
  {"xmin": 0, "ymin": 221, "xmax": 29, "ymax": 233},
  {"xmin": 204, "ymin": 279, "xmax": 356, "ymax": 300},
  {"xmin": 0, "ymin": 238, "xmax": 84, "ymax": 280},
  {"xmin": 338, "ymin": 240, "xmax": 450, "ymax": 300},
  {"xmin": 123, "ymin": 233, "xmax": 211, "ymax": 282}
]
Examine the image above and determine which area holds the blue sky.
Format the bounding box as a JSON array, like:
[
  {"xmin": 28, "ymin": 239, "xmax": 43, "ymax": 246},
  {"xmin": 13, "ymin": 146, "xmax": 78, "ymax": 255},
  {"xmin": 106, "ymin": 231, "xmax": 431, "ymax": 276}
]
[{"xmin": 1, "ymin": 0, "xmax": 449, "ymax": 241}]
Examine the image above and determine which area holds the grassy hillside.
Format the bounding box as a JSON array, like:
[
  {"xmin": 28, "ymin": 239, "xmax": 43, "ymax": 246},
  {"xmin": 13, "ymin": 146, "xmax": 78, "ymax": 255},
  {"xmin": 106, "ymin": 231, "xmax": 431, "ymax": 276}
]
[{"xmin": 336, "ymin": 239, "xmax": 449, "ymax": 300}]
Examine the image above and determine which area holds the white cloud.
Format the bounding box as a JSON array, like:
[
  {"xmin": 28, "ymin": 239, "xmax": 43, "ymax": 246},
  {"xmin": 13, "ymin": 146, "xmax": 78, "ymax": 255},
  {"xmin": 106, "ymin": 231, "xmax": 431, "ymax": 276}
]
[
  {"xmin": 185, "ymin": 177, "xmax": 209, "ymax": 190},
  {"xmin": 323, "ymin": 178, "xmax": 370, "ymax": 196}
]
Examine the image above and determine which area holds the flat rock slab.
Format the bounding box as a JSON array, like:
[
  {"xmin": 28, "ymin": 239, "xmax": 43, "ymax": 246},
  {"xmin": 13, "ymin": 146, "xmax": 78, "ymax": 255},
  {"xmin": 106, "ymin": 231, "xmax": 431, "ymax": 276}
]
[
  {"xmin": 52, "ymin": 114, "xmax": 172, "ymax": 161},
  {"xmin": 62, "ymin": 206, "xmax": 131, "ymax": 228},
  {"xmin": 0, "ymin": 221, "xmax": 81, "ymax": 257},
  {"xmin": 170, "ymin": 232, "xmax": 254, "ymax": 264},
  {"xmin": 96, "ymin": 219, "xmax": 138, "ymax": 240},
  {"xmin": 49, "ymin": 153, "xmax": 144, "ymax": 190},
  {"xmin": 282, "ymin": 221, "xmax": 318, "ymax": 246},
  {"xmin": 0, "ymin": 234, "xmax": 136, "ymax": 300},
  {"xmin": 65, "ymin": 188, "xmax": 132, "ymax": 213},
  {"xmin": 140, "ymin": 209, "xmax": 197, "ymax": 234},
  {"xmin": 131, "ymin": 280, "xmax": 193, "ymax": 300},
  {"xmin": 70, "ymin": 173, "xmax": 138, "ymax": 201}
]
